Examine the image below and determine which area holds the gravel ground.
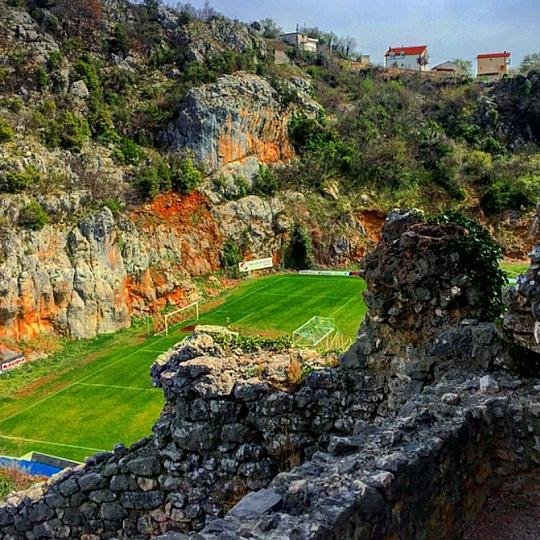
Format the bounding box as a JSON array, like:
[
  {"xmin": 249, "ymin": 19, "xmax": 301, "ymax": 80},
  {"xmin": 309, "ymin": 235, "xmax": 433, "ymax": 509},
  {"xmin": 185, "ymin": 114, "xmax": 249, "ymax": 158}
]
[{"xmin": 464, "ymin": 471, "xmax": 540, "ymax": 539}]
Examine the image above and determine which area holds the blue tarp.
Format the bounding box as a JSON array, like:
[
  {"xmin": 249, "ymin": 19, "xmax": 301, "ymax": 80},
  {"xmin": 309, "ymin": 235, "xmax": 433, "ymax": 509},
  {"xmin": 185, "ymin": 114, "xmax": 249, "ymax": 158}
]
[{"xmin": 0, "ymin": 457, "xmax": 62, "ymax": 478}]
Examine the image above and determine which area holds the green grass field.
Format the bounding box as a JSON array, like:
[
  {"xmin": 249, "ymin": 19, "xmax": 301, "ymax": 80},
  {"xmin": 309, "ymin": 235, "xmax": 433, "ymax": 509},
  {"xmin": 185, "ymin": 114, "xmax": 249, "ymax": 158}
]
[
  {"xmin": 0, "ymin": 274, "xmax": 366, "ymax": 462},
  {"xmin": 501, "ymin": 261, "xmax": 530, "ymax": 280}
]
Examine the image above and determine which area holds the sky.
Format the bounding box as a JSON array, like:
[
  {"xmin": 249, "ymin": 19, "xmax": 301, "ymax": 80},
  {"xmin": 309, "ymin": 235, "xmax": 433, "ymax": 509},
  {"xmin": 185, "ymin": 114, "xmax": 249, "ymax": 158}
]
[{"xmin": 174, "ymin": 0, "xmax": 540, "ymax": 68}]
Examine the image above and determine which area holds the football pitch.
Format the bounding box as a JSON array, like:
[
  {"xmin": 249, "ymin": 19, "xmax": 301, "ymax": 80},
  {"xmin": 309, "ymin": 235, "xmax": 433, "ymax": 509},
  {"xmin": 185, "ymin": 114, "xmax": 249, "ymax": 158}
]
[{"xmin": 0, "ymin": 274, "xmax": 367, "ymax": 462}]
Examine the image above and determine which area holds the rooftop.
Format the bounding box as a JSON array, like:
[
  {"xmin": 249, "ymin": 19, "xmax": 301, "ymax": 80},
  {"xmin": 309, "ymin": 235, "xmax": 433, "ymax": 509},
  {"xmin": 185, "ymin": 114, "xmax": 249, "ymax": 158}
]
[
  {"xmin": 477, "ymin": 52, "xmax": 511, "ymax": 59},
  {"xmin": 385, "ymin": 45, "xmax": 427, "ymax": 57}
]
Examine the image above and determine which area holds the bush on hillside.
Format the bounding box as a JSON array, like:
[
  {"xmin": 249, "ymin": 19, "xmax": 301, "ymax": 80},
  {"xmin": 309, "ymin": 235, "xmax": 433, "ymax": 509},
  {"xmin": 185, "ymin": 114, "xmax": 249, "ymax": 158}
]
[
  {"xmin": 34, "ymin": 66, "xmax": 49, "ymax": 90},
  {"xmin": 221, "ymin": 239, "xmax": 241, "ymax": 277},
  {"xmin": 0, "ymin": 117, "xmax": 14, "ymax": 143},
  {"xmin": 18, "ymin": 200, "xmax": 50, "ymax": 230},
  {"xmin": 44, "ymin": 111, "xmax": 91, "ymax": 151},
  {"xmin": 253, "ymin": 165, "xmax": 278, "ymax": 196},
  {"xmin": 481, "ymin": 175, "xmax": 539, "ymax": 215},
  {"xmin": 170, "ymin": 156, "xmax": 203, "ymax": 194},
  {"xmin": 0, "ymin": 165, "xmax": 40, "ymax": 193}
]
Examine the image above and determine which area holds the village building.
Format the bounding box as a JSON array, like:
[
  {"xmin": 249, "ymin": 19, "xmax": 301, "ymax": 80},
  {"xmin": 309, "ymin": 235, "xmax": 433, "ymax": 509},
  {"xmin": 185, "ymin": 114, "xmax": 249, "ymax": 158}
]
[
  {"xmin": 384, "ymin": 45, "xmax": 429, "ymax": 71},
  {"xmin": 432, "ymin": 60, "xmax": 459, "ymax": 73},
  {"xmin": 476, "ymin": 51, "xmax": 511, "ymax": 81},
  {"xmin": 279, "ymin": 32, "xmax": 319, "ymax": 53}
]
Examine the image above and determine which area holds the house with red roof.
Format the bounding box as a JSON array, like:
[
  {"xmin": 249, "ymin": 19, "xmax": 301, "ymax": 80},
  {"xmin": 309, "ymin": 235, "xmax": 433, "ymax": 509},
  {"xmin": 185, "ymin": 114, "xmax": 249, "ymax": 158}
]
[
  {"xmin": 384, "ymin": 45, "xmax": 429, "ymax": 71},
  {"xmin": 476, "ymin": 51, "xmax": 511, "ymax": 81}
]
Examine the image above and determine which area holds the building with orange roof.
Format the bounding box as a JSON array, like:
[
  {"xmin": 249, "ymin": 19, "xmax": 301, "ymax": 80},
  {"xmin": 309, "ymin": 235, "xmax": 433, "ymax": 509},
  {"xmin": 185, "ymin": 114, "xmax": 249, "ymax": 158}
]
[{"xmin": 384, "ymin": 45, "xmax": 429, "ymax": 71}]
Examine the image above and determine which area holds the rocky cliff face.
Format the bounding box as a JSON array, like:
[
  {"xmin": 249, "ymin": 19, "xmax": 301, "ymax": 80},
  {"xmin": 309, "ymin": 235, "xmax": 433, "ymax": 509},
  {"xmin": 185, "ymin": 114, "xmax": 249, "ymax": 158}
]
[
  {"xmin": 163, "ymin": 72, "xmax": 320, "ymax": 179},
  {"xmin": 0, "ymin": 193, "xmax": 221, "ymax": 341},
  {"xmin": 164, "ymin": 15, "xmax": 267, "ymax": 65}
]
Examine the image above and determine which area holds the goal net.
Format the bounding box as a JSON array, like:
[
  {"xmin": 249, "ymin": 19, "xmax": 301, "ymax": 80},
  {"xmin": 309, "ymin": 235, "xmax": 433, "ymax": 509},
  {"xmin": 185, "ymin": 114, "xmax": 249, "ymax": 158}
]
[
  {"xmin": 292, "ymin": 316, "xmax": 336, "ymax": 348},
  {"xmin": 152, "ymin": 302, "xmax": 199, "ymax": 336}
]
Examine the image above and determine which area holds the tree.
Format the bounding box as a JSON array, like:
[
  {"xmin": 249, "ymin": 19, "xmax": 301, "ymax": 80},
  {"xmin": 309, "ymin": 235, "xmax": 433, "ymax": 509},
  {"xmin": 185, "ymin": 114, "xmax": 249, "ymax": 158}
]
[
  {"xmin": 520, "ymin": 52, "xmax": 540, "ymax": 74},
  {"xmin": 200, "ymin": 0, "xmax": 220, "ymax": 20},
  {"xmin": 258, "ymin": 18, "xmax": 282, "ymax": 39},
  {"xmin": 452, "ymin": 58, "xmax": 473, "ymax": 77},
  {"xmin": 334, "ymin": 36, "xmax": 357, "ymax": 59}
]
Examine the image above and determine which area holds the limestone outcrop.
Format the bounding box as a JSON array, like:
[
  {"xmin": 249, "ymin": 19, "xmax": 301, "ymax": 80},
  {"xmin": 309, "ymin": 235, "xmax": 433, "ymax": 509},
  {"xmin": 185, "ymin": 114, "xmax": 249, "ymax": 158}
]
[
  {"xmin": 0, "ymin": 194, "xmax": 220, "ymax": 341},
  {"xmin": 165, "ymin": 16, "xmax": 267, "ymax": 65},
  {"xmin": 162, "ymin": 72, "xmax": 320, "ymax": 178}
]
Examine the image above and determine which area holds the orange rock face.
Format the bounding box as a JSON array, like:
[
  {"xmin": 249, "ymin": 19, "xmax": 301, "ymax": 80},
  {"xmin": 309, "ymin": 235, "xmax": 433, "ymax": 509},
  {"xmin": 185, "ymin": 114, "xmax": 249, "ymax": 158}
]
[{"xmin": 163, "ymin": 72, "xmax": 315, "ymax": 174}]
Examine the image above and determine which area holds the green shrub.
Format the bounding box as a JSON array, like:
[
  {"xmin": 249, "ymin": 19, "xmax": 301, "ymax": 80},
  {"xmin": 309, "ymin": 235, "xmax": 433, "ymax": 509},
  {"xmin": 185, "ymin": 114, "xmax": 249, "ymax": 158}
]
[
  {"xmin": 136, "ymin": 161, "xmax": 172, "ymax": 199},
  {"xmin": 92, "ymin": 107, "xmax": 120, "ymax": 144},
  {"xmin": 113, "ymin": 137, "xmax": 143, "ymax": 165},
  {"xmin": 102, "ymin": 198, "xmax": 121, "ymax": 216},
  {"xmin": 74, "ymin": 54, "xmax": 101, "ymax": 98},
  {"xmin": 34, "ymin": 66, "xmax": 49, "ymax": 90},
  {"xmin": 481, "ymin": 176, "xmax": 539, "ymax": 215},
  {"xmin": 170, "ymin": 156, "xmax": 203, "ymax": 194},
  {"xmin": 285, "ymin": 223, "xmax": 314, "ymax": 270},
  {"xmin": 0, "ymin": 117, "xmax": 14, "ymax": 143},
  {"xmin": 253, "ymin": 165, "xmax": 278, "ymax": 196},
  {"xmin": 18, "ymin": 200, "xmax": 49, "ymax": 230},
  {"xmin": 0, "ymin": 96, "xmax": 24, "ymax": 112},
  {"xmin": 47, "ymin": 51, "xmax": 64, "ymax": 70},
  {"xmin": 44, "ymin": 111, "xmax": 90, "ymax": 151},
  {"xmin": 221, "ymin": 239, "xmax": 241, "ymax": 277},
  {"xmin": 0, "ymin": 473, "xmax": 14, "ymax": 499},
  {"xmin": 0, "ymin": 165, "xmax": 40, "ymax": 193},
  {"xmin": 108, "ymin": 23, "xmax": 131, "ymax": 55},
  {"xmin": 213, "ymin": 333, "xmax": 293, "ymax": 353},
  {"xmin": 235, "ymin": 176, "xmax": 250, "ymax": 198}
]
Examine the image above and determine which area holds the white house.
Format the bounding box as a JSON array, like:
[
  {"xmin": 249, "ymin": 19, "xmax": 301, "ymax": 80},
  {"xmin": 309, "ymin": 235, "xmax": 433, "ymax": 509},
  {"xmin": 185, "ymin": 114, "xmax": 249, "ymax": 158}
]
[
  {"xmin": 384, "ymin": 45, "xmax": 429, "ymax": 71},
  {"xmin": 279, "ymin": 32, "xmax": 319, "ymax": 53}
]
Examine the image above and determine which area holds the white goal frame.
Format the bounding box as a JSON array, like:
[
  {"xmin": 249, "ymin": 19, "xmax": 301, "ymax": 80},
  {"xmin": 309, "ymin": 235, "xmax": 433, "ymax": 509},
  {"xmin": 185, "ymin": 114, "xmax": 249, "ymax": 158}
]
[
  {"xmin": 152, "ymin": 302, "xmax": 199, "ymax": 336},
  {"xmin": 292, "ymin": 316, "xmax": 336, "ymax": 347}
]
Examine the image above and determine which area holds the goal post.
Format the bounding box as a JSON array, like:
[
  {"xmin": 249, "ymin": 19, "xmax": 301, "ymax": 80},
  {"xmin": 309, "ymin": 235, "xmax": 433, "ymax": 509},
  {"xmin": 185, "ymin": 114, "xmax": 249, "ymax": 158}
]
[
  {"xmin": 292, "ymin": 316, "xmax": 336, "ymax": 348},
  {"xmin": 152, "ymin": 301, "xmax": 199, "ymax": 337}
]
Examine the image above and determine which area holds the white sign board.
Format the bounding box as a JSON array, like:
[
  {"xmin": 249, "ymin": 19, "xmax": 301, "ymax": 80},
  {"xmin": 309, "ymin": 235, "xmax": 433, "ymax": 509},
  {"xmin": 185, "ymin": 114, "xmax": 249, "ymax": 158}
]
[
  {"xmin": 0, "ymin": 354, "xmax": 25, "ymax": 373},
  {"xmin": 239, "ymin": 257, "xmax": 273, "ymax": 273}
]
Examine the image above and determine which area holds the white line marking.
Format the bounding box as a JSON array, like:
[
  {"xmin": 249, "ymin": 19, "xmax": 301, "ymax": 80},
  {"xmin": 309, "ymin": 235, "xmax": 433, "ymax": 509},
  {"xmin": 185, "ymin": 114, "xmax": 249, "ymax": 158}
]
[
  {"xmin": 203, "ymin": 278, "xmax": 283, "ymax": 317},
  {"xmin": 141, "ymin": 349, "xmax": 169, "ymax": 354},
  {"xmin": 0, "ymin": 435, "xmax": 107, "ymax": 453},
  {"xmin": 76, "ymin": 383, "xmax": 159, "ymax": 392},
  {"xmin": 0, "ymin": 331, "xmax": 173, "ymax": 426},
  {"xmin": 330, "ymin": 296, "xmax": 358, "ymax": 318},
  {"xmin": 256, "ymin": 292, "xmax": 350, "ymax": 300},
  {"xmin": 230, "ymin": 312, "xmax": 254, "ymax": 325}
]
